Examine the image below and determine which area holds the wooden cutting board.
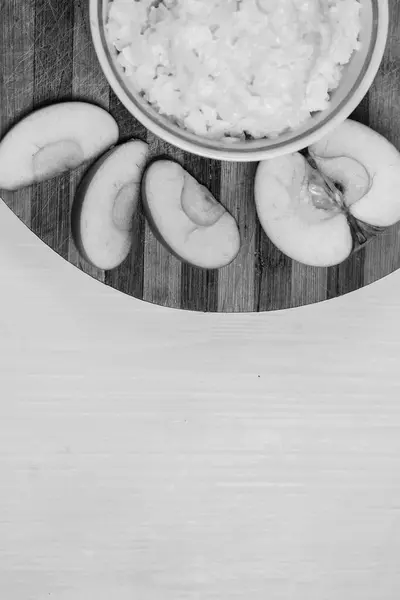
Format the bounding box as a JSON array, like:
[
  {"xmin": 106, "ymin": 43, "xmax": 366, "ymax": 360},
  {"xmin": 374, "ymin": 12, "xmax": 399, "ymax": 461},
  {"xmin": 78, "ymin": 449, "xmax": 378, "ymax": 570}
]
[{"xmin": 1, "ymin": 0, "xmax": 400, "ymax": 313}]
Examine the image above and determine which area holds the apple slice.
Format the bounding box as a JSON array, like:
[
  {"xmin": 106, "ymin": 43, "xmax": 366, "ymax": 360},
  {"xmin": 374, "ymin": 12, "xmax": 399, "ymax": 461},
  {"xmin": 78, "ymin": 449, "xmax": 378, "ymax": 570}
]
[
  {"xmin": 72, "ymin": 140, "xmax": 149, "ymax": 270},
  {"xmin": 255, "ymin": 120, "xmax": 400, "ymax": 267},
  {"xmin": 142, "ymin": 160, "xmax": 240, "ymax": 269},
  {"xmin": 0, "ymin": 102, "xmax": 119, "ymax": 191},
  {"xmin": 255, "ymin": 154, "xmax": 353, "ymax": 267},
  {"xmin": 309, "ymin": 120, "xmax": 400, "ymax": 227}
]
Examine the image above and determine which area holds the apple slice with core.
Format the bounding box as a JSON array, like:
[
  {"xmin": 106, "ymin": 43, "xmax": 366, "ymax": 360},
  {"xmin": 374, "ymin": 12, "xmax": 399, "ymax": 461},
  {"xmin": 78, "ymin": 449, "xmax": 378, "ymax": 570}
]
[
  {"xmin": 255, "ymin": 154, "xmax": 353, "ymax": 267},
  {"xmin": 255, "ymin": 119, "xmax": 400, "ymax": 267},
  {"xmin": 72, "ymin": 140, "xmax": 149, "ymax": 270},
  {"xmin": 142, "ymin": 160, "xmax": 240, "ymax": 269},
  {"xmin": 0, "ymin": 102, "xmax": 119, "ymax": 191},
  {"xmin": 309, "ymin": 120, "xmax": 400, "ymax": 227}
]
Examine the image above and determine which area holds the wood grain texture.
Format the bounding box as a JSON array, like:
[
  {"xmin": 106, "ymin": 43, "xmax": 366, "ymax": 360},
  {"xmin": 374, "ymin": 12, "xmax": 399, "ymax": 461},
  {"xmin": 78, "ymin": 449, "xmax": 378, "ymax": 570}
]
[
  {"xmin": 30, "ymin": 0, "xmax": 74, "ymax": 261},
  {"xmin": 218, "ymin": 162, "xmax": 257, "ymax": 312},
  {"xmin": 105, "ymin": 93, "xmax": 149, "ymax": 297},
  {"xmin": 364, "ymin": 0, "xmax": 400, "ymax": 287},
  {"xmin": 1, "ymin": 0, "xmax": 400, "ymax": 312},
  {"xmin": 143, "ymin": 134, "xmax": 183, "ymax": 308},
  {"xmin": 2, "ymin": 201, "xmax": 400, "ymax": 599},
  {"xmin": 0, "ymin": 0, "xmax": 34, "ymax": 224},
  {"xmin": 68, "ymin": 0, "xmax": 110, "ymax": 282},
  {"xmin": 181, "ymin": 155, "xmax": 220, "ymax": 312}
]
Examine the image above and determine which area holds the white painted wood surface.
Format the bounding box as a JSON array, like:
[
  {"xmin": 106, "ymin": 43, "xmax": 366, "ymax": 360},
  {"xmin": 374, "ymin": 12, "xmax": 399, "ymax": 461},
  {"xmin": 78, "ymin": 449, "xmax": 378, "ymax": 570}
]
[{"xmin": 1, "ymin": 199, "xmax": 400, "ymax": 600}]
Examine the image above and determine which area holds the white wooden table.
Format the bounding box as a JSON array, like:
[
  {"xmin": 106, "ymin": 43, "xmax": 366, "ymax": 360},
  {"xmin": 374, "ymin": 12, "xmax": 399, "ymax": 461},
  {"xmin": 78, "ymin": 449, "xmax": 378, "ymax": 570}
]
[{"xmin": 1, "ymin": 199, "xmax": 399, "ymax": 600}]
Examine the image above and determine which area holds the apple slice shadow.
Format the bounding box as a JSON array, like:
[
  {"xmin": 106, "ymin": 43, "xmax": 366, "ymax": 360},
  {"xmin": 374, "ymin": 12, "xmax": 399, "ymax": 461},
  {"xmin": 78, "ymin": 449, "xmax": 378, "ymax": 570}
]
[{"xmin": 70, "ymin": 168, "xmax": 96, "ymax": 268}]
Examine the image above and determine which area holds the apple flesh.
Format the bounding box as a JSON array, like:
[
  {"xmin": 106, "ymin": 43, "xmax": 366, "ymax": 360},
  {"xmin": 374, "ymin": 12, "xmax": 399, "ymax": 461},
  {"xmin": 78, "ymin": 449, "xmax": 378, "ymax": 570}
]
[
  {"xmin": 142, "ymin": 160, "xmax": 240, "ymax": 269},
  {"xmin": 309, "ymin": 120, "xmax": 400, "ymax": 227},
  {"xmin": 0, "ymin": 102, "xmax": 119, "ymax": 191},
  {"xmin": 255, "ymin": 120, "xmax": 400, "ymax": 267},
  {"xmin": 255, "ymin": 154, "xmax": 353, "ymax": 267},
  {"xmin": 72, "ymin": 140, "xmax": 149, "ymax": 270}
]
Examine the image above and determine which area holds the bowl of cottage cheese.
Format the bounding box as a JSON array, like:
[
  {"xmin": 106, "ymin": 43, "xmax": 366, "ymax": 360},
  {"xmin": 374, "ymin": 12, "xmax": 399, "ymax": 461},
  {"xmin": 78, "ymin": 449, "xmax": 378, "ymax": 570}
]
[{"xmin": 90, "ymin": 0, "xmax": 388, "ymax": 161}]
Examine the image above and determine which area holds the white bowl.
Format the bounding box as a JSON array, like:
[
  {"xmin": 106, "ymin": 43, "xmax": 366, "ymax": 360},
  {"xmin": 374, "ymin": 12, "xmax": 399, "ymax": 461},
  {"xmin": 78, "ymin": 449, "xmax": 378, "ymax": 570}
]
[{"xmin": 89, "ymin": 0, "xmax": 388, "ymax": 162}]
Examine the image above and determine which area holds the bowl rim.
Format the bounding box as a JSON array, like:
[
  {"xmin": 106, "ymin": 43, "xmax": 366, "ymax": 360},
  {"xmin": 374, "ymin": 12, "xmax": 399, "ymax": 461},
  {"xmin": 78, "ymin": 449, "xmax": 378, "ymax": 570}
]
[{"xmin": 89, "ymin": 0, "xmax": 389, "ymax": 162}]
